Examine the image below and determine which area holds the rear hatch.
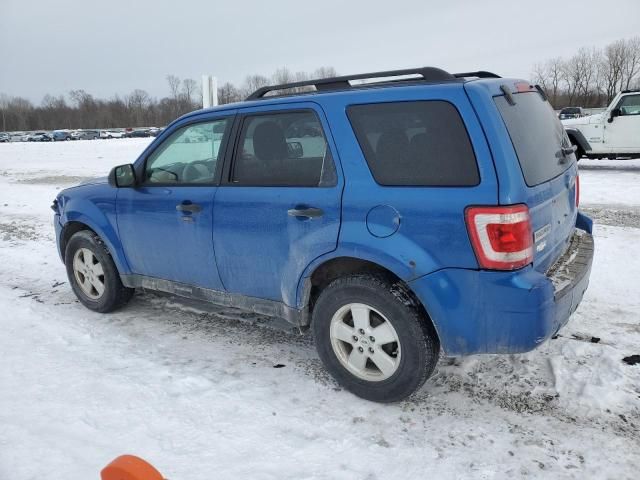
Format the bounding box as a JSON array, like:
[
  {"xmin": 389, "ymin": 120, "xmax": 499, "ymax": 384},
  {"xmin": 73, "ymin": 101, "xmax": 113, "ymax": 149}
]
[{"xmin": 493, "ymin": 88, "xmax": 578, "ymax": 272}]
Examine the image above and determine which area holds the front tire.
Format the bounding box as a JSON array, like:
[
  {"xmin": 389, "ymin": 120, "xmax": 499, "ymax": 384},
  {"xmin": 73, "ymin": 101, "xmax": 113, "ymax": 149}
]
[
  {"xmin": 312, "ymin": 274, "xmax": 439, "ymax": 403},
  {"xmin": 65, "ymin": 230, "xmax": 134, "ymax": 312}
]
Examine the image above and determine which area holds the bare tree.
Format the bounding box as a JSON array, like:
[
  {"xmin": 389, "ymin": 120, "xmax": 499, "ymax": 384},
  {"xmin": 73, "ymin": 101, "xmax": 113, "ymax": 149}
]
[
  {"xmin": 166, "ymin": 75, "xmax": 181, "ymax": 101},
  {"xmin": 242, "ymin": 74, "xmax": 270, "ymax": 98},
  {"xmin": 561, "ymin": 55, "xmax": 581, "ymax": 106},
  {"xmin": 621, "ymin": 36, "xmax": 640, "ymax": 90},
  {"xmin": 602, "ymin": 40, "xmax": 626, "ymax": 102},
  {"xmin": 218, "ymin": 82, "xmax": 242, "ymax": 104},
  {"xmin": 0, "ymin": 93, "xmax": 9, "ymax": 132},
  {"xmin": 0, "ymin": 65, "xmax": 340, "ymax": 131},
  {"xmin": 127, "ymin": 89, "xmax": 151, "ymax": 126},
  {"xmin": 182, "ymin": 78, "xmax": 198, "ymax": 108},
  {"xmin": 166, "ymin": 74, "xmax": 181, "ymax": 116},
  {"xmin": 313, "ymin": 66, "xmax": 338, "ymax": 79},
  {"xmin": 272, "ymin": 67, "xmax": 295, "ymax": 85}
]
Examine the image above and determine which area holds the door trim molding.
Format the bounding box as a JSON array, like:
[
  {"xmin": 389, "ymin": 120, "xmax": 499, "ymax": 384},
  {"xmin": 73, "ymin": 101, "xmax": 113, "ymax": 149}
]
[{"xmin": 121, "ymin": 274, "xmax": 307, "ymax": 327}]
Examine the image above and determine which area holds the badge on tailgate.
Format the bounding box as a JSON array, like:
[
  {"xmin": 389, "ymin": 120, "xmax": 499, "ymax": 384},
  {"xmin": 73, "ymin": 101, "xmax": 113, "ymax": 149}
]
[{"xmin": 534, "ymin": 224, "xmax": 551, "ymax": 252}]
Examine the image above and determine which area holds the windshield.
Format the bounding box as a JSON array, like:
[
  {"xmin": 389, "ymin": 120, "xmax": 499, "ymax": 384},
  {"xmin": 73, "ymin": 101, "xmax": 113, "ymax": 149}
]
[{"xmin": 495, "ymin": 92, "xmax": 574, "ymax": 186}]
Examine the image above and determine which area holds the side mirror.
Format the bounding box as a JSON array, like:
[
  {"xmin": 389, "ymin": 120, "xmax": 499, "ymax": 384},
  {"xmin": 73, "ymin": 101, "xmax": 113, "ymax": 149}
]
[
  {"xmin": 108, "ymin": 164, "xmax": 136, "ymax": 188},
  {"xmin": 287, "ymin": 141, "xmax": 304, "ymax": 159},
  {"xmin": 608, "ymin": 108, "xmax": 622, "ymax": 123}
]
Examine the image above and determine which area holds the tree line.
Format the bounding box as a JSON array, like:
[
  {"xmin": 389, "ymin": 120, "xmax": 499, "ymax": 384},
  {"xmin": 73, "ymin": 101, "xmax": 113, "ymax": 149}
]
[
  {"xmin": 532, "ymin": 36, "xmax": 640, "ymax": 109},
  {"xmin": 3, "ymin": 35, "xmax": 639, "ymax": 133},
  {"xmin": 0, "ymin": 67, "xmax": 336, "ymax": 133}
]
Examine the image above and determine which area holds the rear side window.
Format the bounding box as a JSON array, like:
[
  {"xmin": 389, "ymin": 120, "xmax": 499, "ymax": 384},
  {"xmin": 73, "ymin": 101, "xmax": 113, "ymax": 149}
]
[
  {"xmin": 231, "ymin": 110, "xmax": 336, "ymax": 187},
  {"xmin": 347, "ymin": 101, "xmax": 479, "ymax": 186},
  {"xmin": 495, "ymin": 92, "xmax": 573, "ymax": 186}
]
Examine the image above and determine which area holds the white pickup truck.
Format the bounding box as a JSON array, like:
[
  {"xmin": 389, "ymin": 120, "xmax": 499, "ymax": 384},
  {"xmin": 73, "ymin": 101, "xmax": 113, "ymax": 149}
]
[{"xmin": 563, "ymin": 89, "xmax": 640, "ymax": 159}]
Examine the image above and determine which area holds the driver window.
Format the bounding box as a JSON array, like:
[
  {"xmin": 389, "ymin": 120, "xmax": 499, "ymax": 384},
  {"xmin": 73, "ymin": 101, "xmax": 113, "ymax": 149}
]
[
  {"xmin": 617, "ymin": 94, "xmax": 640, "ymax": 116},
  {"xmin": 145, "ymin": 118, "xmax": 230, "ymax": 184}
]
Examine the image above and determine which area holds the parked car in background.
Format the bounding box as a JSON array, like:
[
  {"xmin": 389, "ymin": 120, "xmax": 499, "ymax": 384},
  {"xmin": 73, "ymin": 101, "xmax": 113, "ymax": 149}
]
[
  {"xmin": 558, "ymin": 107, "xmax": 584, "ymax": 120},
  {"xmin": 0, "ymin": 133, "xmax": 9, "ymax": 143},
  {"xmin": 563, "ymin": 89, "xmax": 640, "ymax": 159},
  {"xmin": 126, "ymin": 129, "xmax": 151, "ymax": 138},
  {"xmin": 148, "ymin": 127, "xmax": 163, "ymax": 137},
  {"xmin": 52, "ymin": 67, "xmax": 594, "ymax": 403},
  {"xmin": 9, "ymin": 132, "xmax": 29, "ymax": 142},
  {"xmin": 28, "ymin": 131, "xmax": 52, "ymax": 142},
  {"xmin": 77, "ymin": 130, "xmax": 100, "ymax": 140},
  {"xmin": 100, "ymin": 130, "xmax": 126, "ymax": 139},
  {"xmin": 52, "ymin": 130, "xmax": 71, "ymax": 141}
]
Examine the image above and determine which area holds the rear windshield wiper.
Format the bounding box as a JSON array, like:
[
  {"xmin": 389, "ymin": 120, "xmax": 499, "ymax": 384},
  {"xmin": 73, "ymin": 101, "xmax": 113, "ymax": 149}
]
[{"xmin": 559, "ymin": 145, "xmax": 577, "ymax": 163}]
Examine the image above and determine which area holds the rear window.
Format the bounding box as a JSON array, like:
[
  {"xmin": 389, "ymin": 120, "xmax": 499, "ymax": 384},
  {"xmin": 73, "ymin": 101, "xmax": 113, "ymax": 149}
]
[
  {"xmin": 495, "ymin": 92, "xmax": 573, "ymax": 186},
  {"xmin": 347, "ymin": 101, "xmax": 479, "ymax": 186}
]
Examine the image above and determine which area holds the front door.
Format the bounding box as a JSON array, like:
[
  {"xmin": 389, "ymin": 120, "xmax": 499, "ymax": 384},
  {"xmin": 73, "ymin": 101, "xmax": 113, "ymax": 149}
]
[
  {"xmin": 605, "ymin": 93, "xmax": 640, "ymax": 153},
  {"xmin": 213, "ymin": 104, "xmax": 343, "ymax": 307},
  {"xmin": 117, "ymin": 115, "xmax": 233, "ymax": 290}
]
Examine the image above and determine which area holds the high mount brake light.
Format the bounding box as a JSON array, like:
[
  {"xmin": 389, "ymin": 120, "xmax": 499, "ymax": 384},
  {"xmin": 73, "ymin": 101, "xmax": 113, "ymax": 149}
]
[
  {"xmin": 465, "ymin": 205, "xmax": 533, "ymax": 270},
  {"xmin": 514, "ymin": 82, "xmax": 535, "ymax": 93}
]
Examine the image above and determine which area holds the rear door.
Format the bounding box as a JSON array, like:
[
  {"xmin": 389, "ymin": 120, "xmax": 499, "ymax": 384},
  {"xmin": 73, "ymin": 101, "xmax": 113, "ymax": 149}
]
[
  {"xmin": 213, "ymin": 103, "xmax": 342, "ymax": 307},
  {"xmin": 492, "ymin": 88, "xmax": 578, "ymax": 272}
]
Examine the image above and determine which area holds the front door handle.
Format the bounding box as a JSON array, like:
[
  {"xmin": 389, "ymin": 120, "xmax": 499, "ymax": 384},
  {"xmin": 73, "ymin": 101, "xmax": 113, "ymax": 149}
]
[
  {"xmin": 176, "ymin": 203, "xmax": 202, "ymax": 213},
  {"xmin": 288, "ymin": 206, "xmax": 324, "ymax": 219}
]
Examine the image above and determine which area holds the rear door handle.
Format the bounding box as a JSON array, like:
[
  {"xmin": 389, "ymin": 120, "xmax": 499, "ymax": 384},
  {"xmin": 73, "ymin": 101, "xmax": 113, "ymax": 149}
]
[
  {"xmin": 288, "ymin": 207, "xmax": 324, "ymax": 219},
  {"xmin": 176, "ymin": 203, "xmax": 202, "ymax": 213}
]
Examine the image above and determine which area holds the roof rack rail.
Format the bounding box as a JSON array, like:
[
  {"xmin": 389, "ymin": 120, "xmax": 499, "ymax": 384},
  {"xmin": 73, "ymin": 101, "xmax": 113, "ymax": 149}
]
[
  {"xmin": 246, "ymin": 66, "xmax": 458, "ymax": 100},
  {"xmin": 453, "ymin": 71, "xmax": 501, "ymax": 79},
  {"xmin": 621, "ymin": 89, "xmax": 640, "ymax": 94}
]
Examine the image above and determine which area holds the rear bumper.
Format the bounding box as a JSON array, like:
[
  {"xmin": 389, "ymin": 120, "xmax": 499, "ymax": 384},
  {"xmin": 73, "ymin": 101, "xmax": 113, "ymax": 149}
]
[{"xmin": 409, "ymin": 222, "xmax": 594, "ymax": 356}]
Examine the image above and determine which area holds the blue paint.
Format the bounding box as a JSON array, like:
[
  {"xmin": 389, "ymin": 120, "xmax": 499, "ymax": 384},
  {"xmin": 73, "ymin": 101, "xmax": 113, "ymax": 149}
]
[
  {"xmin": 366, "ymin": 205, "xmax": 400, "ymax": 238},
  {"xmin": 54, "ymin": 74, "xmax": 594, "ymax": 356}
]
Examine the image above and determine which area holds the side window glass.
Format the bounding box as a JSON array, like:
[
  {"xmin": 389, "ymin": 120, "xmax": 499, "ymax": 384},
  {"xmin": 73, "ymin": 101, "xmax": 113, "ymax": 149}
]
[
  {"xmin": 231, "ymin": 110, "xmax": 336, "ymax": 187},
  {"xmin": 347, "ymin": 101, "xmax": 479, "ymax": 186},
  {"xmin": 617, "ymin": 94, "xmax": 640, "ymax": 116},
  {"xmin": 145, "ymin": 118, "xmax": 230, "ymax": 184}
]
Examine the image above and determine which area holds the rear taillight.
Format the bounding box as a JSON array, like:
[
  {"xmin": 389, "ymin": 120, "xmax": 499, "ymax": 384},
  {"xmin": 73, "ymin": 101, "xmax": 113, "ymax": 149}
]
[
  {"xmin": 575, "ymin": 175, "xmax": 580, "ymax": 207},
  {"xmin": 465, "ymin": 204, "xmax": 533, "ymax": 270}
]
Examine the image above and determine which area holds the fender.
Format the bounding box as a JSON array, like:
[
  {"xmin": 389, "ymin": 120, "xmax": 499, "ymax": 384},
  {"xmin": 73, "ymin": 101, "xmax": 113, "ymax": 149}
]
[
  {"xmin": 59, "ymin": 190, "xmax": 131, "ymax": 275},
  {"xmin": 564, "ymin": 127, "xmax": 591, "ymax": 153},
  {"xmin": 294, "ymin": 230, "xmax": 441, "ymax": 311}
]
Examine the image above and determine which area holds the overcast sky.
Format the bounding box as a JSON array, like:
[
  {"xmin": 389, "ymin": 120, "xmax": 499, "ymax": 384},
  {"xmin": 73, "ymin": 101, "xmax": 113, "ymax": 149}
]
[{"xmin": 1, "ymin": 0, "xmax": 639, "ymax": 103}]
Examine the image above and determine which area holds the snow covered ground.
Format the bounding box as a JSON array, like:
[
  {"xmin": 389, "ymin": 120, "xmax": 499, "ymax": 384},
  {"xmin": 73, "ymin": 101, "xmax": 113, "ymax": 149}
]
[{"xmin": 0, "ymin": 140, "xmax": 638, "ymax": 480}]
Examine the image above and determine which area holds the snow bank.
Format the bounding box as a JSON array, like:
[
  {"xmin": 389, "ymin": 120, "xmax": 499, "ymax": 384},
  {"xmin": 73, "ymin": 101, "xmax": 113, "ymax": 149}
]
[{"xmin": 0, "ymin": 140, "xmax": 638, "ymax": 479}]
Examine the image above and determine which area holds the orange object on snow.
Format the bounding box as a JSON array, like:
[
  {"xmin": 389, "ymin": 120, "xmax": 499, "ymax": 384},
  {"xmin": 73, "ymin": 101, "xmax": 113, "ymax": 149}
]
[{"xmin": 100, "ymin": 455, "xmax": 164, "ymax": 480}]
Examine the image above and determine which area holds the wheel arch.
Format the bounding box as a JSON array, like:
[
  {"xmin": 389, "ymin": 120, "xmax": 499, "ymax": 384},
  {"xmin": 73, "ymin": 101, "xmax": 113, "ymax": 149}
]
[
  {"xmin": 59, "ymin": 211, "xmax": 130, "ymax": 275},
  {"xmin": 565, "ymin": 127, "xmax": 591, "ymax": 153},
  {"xmin": 298, "ymin": 255, "xmax": 440, "ymax": 342}
]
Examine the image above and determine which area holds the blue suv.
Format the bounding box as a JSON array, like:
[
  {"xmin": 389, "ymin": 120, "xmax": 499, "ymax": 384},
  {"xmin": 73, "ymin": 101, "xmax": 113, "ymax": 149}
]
[{"xmin": 52, "ymin": 67, "xmax": 594, "ymax": 402}]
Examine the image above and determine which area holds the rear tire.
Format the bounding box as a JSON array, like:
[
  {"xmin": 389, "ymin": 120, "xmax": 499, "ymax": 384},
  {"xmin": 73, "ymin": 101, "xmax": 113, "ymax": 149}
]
[
  {"xmin": 65, "ymin": 230, "xmax": 134, "ymax": 313},
  {"xmin": 312, "ymin": 274, "xmax": 439, "ymax": 403}
]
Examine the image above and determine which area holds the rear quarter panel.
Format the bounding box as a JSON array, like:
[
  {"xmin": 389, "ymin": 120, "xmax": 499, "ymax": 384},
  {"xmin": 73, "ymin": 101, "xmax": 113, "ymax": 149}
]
[{"xmin": 303, "ymin": 84, "xmax": 498, "ymax": 287}]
